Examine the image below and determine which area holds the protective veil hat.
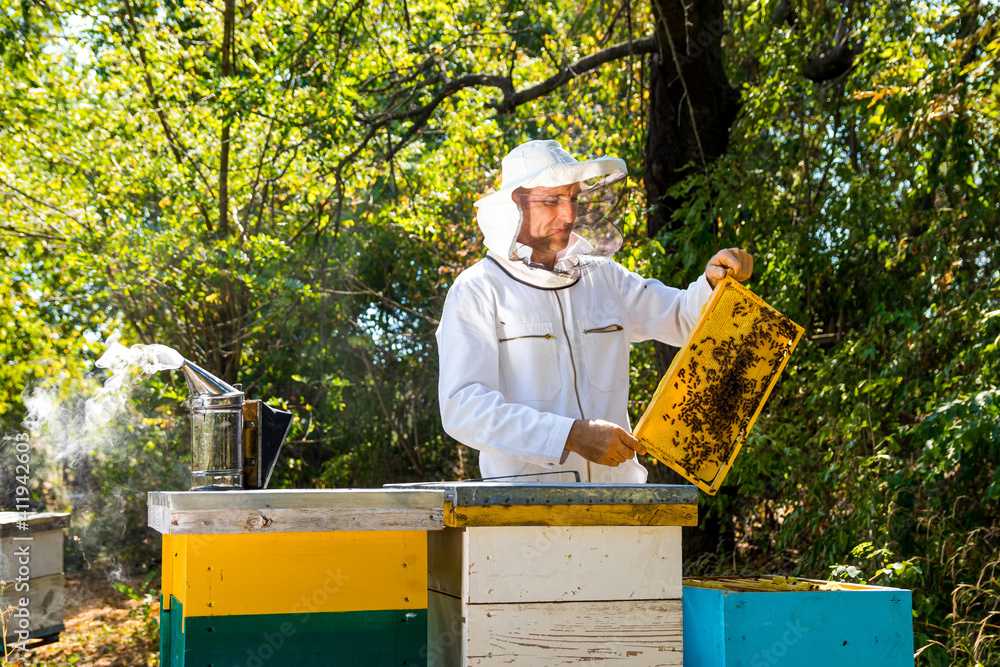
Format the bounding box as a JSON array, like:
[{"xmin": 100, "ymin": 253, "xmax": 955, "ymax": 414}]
[{"xmin": 474, "ymin": 140, "xmax": 628, "ymax": 289}]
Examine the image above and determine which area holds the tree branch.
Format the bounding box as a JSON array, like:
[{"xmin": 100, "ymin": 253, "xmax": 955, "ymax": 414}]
[
  {"xmin": 296, "ymin": 34, "xmax": 660, "ymax": 248},
  {"xmin": 771, "ymin": 0, "xmax": 797, "ymax": 28},
  {"xmin": 121, "ymin": 0, "xmax": 217, "ymax": 229},
  {"xmin": 0, "ymin": 224, "xmax": 66, "ymax": 242},
  {"xmin": 504, "ymin": 35, "xmax": 658, "ymax": 111},
  {"xmin": 0, "ymin": 177, "xmax": 87, "ymax": 233},
  {"xmin": 218, "ymin": 0, "xmax": 235, "ymax": 238},
  {"xmin": 372, "ymin": 35, "xmax": 657, "ymax": 163},
  {"xmin": 801, "ymin": 41, "xmax": 864, "ymax": 82},
  {"xmin": 800, "ymin": 0, "xmax": 864, "ymax": 82}
]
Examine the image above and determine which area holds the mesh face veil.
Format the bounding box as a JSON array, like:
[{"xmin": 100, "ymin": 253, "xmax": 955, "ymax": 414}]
[
  {"xmin": 474, "ymin": 140, "xmax": 629, "ymax": 289},
  {"xmin": 510, "ymin": 172, "xmax": 627, "ymax": 280}
]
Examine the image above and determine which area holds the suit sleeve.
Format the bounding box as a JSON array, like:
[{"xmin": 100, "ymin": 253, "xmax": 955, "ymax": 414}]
[
  {"xmin": 612, "ymin": 265, "xmax": 714, "ymax": 345},
  {"xmin": 435, "ymin": 280, "xmax": 574, "ymax": 465}
]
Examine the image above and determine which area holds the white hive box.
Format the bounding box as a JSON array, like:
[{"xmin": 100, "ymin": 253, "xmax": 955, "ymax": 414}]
[
  {"xmin": 391, "ymin": 482, "xmax": 698, "ymax": 667},
  {"xmin": 1, "ymin": 511, "xmax": 69, "ymax": 649}
]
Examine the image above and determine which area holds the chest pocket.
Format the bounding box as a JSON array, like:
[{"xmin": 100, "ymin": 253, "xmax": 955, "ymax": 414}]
[
  {"xmin": 579, "ymin": 319, "xmax": 629, "ymax": 392},
  {"xmin": 496, "ymin": 321, "xmax": 561, "ymax": 402}
]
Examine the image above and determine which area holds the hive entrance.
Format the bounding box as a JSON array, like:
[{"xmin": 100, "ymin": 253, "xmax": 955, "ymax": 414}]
[{"xmin": 634, "ymin": 277, "xmax": 804, "ymax": 494}]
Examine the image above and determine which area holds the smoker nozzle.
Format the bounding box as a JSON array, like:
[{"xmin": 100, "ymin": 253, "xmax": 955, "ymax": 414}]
[{"xmin": 181, "ymin": 361, "xmax": 244, "ymax": 405}]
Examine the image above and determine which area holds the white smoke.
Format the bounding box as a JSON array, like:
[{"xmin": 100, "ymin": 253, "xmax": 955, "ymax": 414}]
[{"xmin": 22, "ymin": 333, "xmax": 186, "ymax": 461}]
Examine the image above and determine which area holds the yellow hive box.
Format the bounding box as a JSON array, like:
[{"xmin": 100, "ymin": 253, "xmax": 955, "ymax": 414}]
[{"xmin": 634, "ymin": 277, "xmax": 804, "ymax": 495}]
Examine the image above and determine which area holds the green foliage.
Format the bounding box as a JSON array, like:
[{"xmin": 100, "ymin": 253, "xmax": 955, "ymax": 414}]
[
  {"xmin": 625, "ymin": 2, "xmax": 1000, "ymax": 664},
  {"xmin": 113, "ymin": 569, "xmax": 160, "ymax": 639},
  {"xmin": 829, "ymin": 542, "xmax": 924, "ymax": 588},
  {"xmin": 1, "ymin": 0, "xmax": 998, "ymax": 664},
  {"xmin": 0, "ymin": 0, "xmax": 651, "ymax": 548}
]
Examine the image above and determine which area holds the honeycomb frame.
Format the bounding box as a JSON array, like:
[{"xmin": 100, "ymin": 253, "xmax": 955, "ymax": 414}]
[{"xmin": 634, "ymin": 277, "xmax": 804, "ymax": 495}]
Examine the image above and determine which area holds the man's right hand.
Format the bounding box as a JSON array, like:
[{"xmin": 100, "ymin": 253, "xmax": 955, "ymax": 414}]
[{"xmin": 564, "ymin": 419, "xmax": 647, "ymax": 467}]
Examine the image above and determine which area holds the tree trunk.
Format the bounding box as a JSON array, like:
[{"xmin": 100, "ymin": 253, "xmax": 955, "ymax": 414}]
[
  {"xmin": 645, "ymin": 0, "xmax": 741, "ymax": 374},
  {"xmin": 644, "ymin": 0, "xmax": 742, "ymax": 553},
  {"xmin": 216, "ymin": 0, "xmax": 242, "ymax": 383}
]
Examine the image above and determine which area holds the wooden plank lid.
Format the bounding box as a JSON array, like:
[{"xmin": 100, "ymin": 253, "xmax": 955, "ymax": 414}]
[
  {"xmin": 0, "ymin": 511, "xmax": 70, "ymax": 536},
  {"xmin": 387, "ymin": 482, "xmax": 698, "ymax": 527},
  {"xmin": 147, "ymin": 489, "xmax": 446, "ymax": 535}
]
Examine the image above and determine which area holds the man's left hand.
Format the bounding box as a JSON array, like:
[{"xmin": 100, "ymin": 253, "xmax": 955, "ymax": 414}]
[{"xmin": 705, "ymin": 248, "xmax": 753, "ymax": 288}]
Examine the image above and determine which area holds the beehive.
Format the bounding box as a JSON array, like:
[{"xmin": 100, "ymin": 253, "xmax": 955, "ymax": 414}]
[
  {"xmin": 634, "ymin": 277, "xmax": 803, "ymax": 494},
  {"xmin": 1, "ymin": 512, "xmax": 69, "ymax": 650},
  {"xmin": 682, "ymin": 576, "xmax": 914, "ymax": 667},
  {"xmin": 148, "ymin": 489, "xmax": 442, "ymax": 667},
  {"xmin": 415, "ymin": 482, "xmax": 698, "ymax": 666}
]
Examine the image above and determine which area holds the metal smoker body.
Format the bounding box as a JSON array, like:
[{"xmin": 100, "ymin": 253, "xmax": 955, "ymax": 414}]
[{"xmin": 181, "ymin": 362, "xmax": 293, "ymax": 491}]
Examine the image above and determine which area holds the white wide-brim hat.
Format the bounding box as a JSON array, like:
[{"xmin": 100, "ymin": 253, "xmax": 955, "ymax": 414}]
[{"xmin": 474, "ymin": 140, "xmax": 627, "ymax": 259}]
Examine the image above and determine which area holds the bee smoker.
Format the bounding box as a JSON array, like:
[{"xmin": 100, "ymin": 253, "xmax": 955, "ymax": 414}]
[{"xmin": 180, "ymin": 361, "xmax": 293, "ymax": 491}]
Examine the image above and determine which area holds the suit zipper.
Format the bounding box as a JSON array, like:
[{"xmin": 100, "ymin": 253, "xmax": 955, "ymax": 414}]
[
  {"xmin": 554, "ymin": 291, "xmax": 591, "ymax": 483},
  {"xmin": 498, "ymin": 333, "xmax": 556, "ymax": 343}
]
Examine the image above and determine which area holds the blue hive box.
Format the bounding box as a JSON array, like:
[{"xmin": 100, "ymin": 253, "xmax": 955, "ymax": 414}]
[{"xmin": 683, "ymin": 576, "xmax": 914, "ymax": 667}]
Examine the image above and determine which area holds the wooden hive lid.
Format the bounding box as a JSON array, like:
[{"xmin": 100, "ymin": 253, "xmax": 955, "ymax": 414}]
[{"xmin": 387, "ymin": 482, "xmax": 699, "ymax": 527}]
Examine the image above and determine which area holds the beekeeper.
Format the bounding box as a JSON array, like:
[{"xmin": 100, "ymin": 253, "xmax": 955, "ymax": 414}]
[{"xmin": 436, "ymin": 140, "xmax": 752, "ymax": 483}]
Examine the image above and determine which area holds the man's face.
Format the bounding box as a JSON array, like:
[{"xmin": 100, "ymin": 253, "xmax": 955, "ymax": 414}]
[{"xmin": 513, "ymin": 183, "xmax": 582, "ymax": 260}]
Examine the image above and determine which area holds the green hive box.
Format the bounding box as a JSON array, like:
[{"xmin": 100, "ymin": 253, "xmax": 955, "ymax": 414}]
[{"xmin": 683, "ymin": 576, "xmax": 914, "ymax": 667}]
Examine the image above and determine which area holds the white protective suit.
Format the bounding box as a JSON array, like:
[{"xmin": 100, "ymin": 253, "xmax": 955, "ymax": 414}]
[{"xmin": 435, "ymin": 140, "xmax": 714, "ymax": 483}]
